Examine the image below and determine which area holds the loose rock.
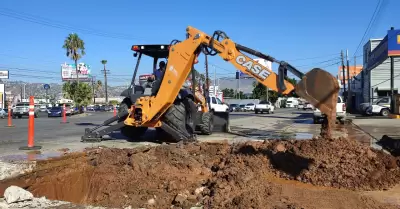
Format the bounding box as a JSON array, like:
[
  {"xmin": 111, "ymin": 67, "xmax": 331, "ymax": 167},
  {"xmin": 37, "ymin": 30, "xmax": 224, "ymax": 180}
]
[{"xmin": 4, "ymin": 186, "xmax": 33, "ymax": 204}]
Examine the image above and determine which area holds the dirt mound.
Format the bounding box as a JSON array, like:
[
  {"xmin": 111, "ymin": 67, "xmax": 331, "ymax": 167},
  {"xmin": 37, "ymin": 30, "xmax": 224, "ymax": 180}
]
[
  {"xmin": 258, "ymin": 137, "xmax": 400, "ymax": 190},
  {"xmin": 0, "ymin": 139, "xmax": 399, "ymax": 209}
]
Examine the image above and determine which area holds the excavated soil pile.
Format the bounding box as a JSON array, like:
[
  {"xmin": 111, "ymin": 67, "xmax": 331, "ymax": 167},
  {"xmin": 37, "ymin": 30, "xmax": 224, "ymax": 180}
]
[
  {"xmin": 257, "ymin": 137, "xmax": 400, "ymax": 191},
  {"xmin": 0, "ymin": 139, "xmax": 399, "ymax": 209}
]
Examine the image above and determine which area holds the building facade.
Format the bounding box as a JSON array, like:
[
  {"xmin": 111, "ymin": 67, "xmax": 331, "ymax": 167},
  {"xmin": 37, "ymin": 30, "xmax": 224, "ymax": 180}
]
[
  {"xmin": 337, "ymin": 66, "xmax": 363, "ymax": 87},
  {"xmin": 350, "ymin": 38, "xmax": 400, "ymax": 111}
]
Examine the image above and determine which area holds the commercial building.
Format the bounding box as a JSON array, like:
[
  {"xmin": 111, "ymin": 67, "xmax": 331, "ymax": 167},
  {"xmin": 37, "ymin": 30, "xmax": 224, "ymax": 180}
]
[
  {"xmin": 350, "ymin": 36, "xmax": 400, "ymax": 111},
  {"xmin": 337, "ymin": 65, "xmax": 363, "ymax": 87}
]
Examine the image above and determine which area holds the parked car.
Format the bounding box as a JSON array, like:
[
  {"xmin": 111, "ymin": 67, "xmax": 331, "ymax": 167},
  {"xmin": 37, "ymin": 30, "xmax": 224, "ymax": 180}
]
[
  {"xmin": 303, "ymin": 103, "xmax": 314, "ymax": 110},
  {"xmin": 297, "ymin": 102, "xmax": 304, "ymax": 110},
  {"xmin": 244, "ymin": 103, "xmax": 255, "ymax": 112},
  {"xmin": 255, "ymin": 101, "xmax": 275, "ymax": 114},
  {"xmin": 0, "ymin": 108, "xmax": 6, "ymax": 119},
  {"xmin": 12, "ymin": 102, "xmax": 40, "ymax": 118},
  {"xmin": 238, "ymin": 104, "xmax": 246, "ymax": 112},
  {"xmin": 229, "ymin": 104, "xmax": 239, "ymax": 112},
  {"xmin": 48, "ymin": 106, "xmax": 63, "ymax": 117},
  {"xmin": 313, "ymin": 96, "xmax": 347, "ymax": 124}
]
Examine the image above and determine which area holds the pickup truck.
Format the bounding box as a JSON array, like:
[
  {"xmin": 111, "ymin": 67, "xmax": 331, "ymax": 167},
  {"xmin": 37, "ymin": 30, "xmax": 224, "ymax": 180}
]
[
  {"xmin": 255, "ymin": 100, "xmax": 275, "ymax": 114},
  {"xmin": 313, "ymin": 95, "xmax": 347, "ymax": 124},
  {"xmin": 359, "ymin": 96, "xmax": 391, "ymax": 116},
  {"xmin": 206, "ymin": 95, "xmax": 229, "ymax": 112}
]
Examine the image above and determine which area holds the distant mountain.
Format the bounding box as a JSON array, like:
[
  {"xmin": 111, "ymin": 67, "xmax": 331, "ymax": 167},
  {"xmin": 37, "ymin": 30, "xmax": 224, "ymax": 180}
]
[{"xmin": 1, "ymin": 80, "xmax": 129, "ymax": 99}]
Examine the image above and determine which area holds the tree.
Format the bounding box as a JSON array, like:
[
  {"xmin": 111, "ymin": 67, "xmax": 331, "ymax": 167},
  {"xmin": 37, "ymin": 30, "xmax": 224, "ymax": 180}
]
[
  {"xmin": 251, "ymin": 81, "xmax": 278, "ymax": 102},
  {"xmin": 109, "ymin": 100, "xmax": 119, "ymax": 105},
  {"xmin": 96, "ymin": 80, "xmax": 102, "ymax": 97},
  {"xmin": 62, "ymin": 33, "xmax": 85, "ymax": 103},
  {"xmin": 221, "ymin": 88, "xmax": 235, "ymax": 98},
  {"xmin": 62, "ymin": 81, "xmax": 92, "ymax": 106}
]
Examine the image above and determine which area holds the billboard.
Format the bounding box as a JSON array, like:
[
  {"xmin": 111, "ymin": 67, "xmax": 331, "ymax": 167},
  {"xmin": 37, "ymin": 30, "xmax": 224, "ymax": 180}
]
[
  {"xmin": 0, "ymin": 70, "xmax": 9, "ymax": 79},
  {"xmin": 61, "ymin": 63, "xmax": 91, "ymax": 82},
  {"xmin": 366, "ymin": 29, "xmax": 400, "ymax": 71}
]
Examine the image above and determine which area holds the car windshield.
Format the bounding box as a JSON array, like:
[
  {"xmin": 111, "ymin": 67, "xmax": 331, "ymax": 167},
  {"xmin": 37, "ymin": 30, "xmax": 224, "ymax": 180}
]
[
  {"xmin": 246, "ymin": 103, "xmax": 254, "ymax": 106},
  {"xmin": 229, "ymin": 104, "xmax": 237, "ymax": 107},
  {"xmin": 240, "ymin": 105, "xmax": 245, "ymax": 107},
  {"xmin": 260, "ymin": 101, "xmax": 268, "ymax": 104},
  {"xmin": 286, "ymin": 101, "xmax": 292, "ymax": 103},
  {"xmin": 16, "ymin": 103, "xmax": 29, "ymax": 106}
]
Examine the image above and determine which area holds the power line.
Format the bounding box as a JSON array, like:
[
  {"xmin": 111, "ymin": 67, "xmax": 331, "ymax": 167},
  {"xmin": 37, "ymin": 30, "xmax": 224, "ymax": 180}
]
[
  {"xmin": 353, "ymin": 0, "xmax": 383, "ymax": 57},
  {"xmin": 0, "ymin": 8, "xmax": 147, "ymax": 41},
  {"xmin": 286, "ymin": 53, "xmax": 340, "ymax": 61}
]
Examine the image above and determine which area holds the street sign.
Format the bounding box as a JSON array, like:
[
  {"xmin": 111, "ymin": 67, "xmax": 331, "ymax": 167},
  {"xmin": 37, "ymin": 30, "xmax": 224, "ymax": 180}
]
[{"xmin": 44, "ymin": 84, "xmax": 50, "ymax": 90}]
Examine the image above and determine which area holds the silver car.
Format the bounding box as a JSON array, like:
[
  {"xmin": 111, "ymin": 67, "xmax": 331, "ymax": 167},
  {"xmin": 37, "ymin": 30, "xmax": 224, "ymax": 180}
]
[{"xmin": 0, "ymin": 108, "xmax": 6, "ymax": 119}]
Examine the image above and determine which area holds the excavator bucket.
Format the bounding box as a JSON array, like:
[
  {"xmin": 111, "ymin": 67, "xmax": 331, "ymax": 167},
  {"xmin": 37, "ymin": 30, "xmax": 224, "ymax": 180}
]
[
  {"xmin": 212, "ymin": 111, "xmax": 230, "ymax": 132},
  {"xmin": 295, "ymin": 68, "xmax": 340, "ymax": 120}
]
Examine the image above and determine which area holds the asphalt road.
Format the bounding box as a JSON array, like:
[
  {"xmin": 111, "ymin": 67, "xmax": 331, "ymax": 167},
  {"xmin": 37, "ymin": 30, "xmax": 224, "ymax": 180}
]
[
  {"xmin": 0, "ymin": 108, "xmax": 311, "ymax": 144},
  {"xmin": 0, "ymin": 112, "xmax": 114, "ymax": 145}
]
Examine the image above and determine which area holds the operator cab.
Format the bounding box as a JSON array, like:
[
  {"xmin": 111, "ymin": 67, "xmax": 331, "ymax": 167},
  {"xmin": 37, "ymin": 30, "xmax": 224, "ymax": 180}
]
[{"xmin": 120, "ymin": 44, "xmax": 170, "ymax": 104}]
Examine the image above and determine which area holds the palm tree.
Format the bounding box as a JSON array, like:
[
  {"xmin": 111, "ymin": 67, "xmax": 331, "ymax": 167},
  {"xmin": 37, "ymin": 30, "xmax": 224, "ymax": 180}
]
[
  {"xmin": 96, "ymin": 80, "xmax": 102, "ymax": 97},
  {"xmin": 101, "ymin": 60, "xmax": 108, "ymax": 103},
  {"xmin": 62, "ymin": 33, "xmax": 85, "ymax": 103}
]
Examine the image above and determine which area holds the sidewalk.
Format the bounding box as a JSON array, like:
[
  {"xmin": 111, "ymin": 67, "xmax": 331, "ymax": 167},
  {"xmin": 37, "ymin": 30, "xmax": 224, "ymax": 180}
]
[{"xmin": 351, "ymin": 118, "xmax": 400, "ymax": 150}]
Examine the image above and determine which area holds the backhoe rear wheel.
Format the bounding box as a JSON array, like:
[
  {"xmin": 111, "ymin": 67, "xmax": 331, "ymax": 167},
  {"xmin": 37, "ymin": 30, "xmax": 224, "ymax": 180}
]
[
  {"xmin": 118, "ymin": 98, "xmax": 148, "ymax": 141},
  {"xmin": 161, "ymin": 97, "xmax": 197, "ymax": 142}
]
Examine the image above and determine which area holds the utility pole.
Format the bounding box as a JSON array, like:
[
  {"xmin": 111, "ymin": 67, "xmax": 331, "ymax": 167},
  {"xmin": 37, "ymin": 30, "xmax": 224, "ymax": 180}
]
[
  {"xmin": 213, "ymin": 65, "xmax": 216, "ymax": 95},
  {"xmin": 341, "ymin": 50, "xmax": 346, "ymax": 102},
  {"xmin": 390, "ymin": 27, "xmax": 395, "ymax": 114},
  {"xmin": 101, "ymin": 66, "xmax": 109, "ymax": 104},
  {"xmin": 346, "ymin": 49, "xmax": 351, "ymax": 92},
  {"xmin": 354, "ymin": 56, "xmax": 357, "ymax": 91},
  {"xmin": 91, "ymin": 76, "xmax": 96, "ymax": 104}
]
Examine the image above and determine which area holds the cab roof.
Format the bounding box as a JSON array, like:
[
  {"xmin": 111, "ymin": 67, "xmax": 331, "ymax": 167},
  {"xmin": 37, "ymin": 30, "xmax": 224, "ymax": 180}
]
[{"xmin": 131, "ymin": 44, "xmax": 170, "ymax": 58}]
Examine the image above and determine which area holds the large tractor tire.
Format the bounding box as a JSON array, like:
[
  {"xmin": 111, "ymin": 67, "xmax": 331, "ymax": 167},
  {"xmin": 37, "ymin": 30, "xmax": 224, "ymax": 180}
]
[
  {"xmin": 118, "ymin": 98, "xmax": 148, "ymax": 141},
  {"xmin": 161, "ymin": 97, "xmax": 197, "ymax": 142},
  {"xmin": 197, "ymin": 112, "xmax": 213, "ymax": 135}
]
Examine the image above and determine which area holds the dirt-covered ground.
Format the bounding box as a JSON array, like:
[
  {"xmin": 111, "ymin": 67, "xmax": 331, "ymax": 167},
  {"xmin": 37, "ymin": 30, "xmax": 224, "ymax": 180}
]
[{"xmin": 1, "ymin": 137, "xmax": 400, "ymax": 209}]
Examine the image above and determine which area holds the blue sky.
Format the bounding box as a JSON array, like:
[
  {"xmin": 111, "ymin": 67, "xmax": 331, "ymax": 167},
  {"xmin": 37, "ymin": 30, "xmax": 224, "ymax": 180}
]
[{"xmin": 0, "ymin": 0, "xmax": 398, "ymax": 86}]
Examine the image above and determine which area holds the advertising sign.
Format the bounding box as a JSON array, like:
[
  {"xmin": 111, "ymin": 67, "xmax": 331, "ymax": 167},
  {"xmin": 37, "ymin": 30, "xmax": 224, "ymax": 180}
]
[
  {"xmin": 138, "ymin": 74, "xmax": 152, "ymax": 86},
  {"xmin": 388, "ymin": 29, "xmax": 400, "ymax": 56},
  {"xmin": 0, "ymin": 70, "xmax": 9, "ymax": 79},
  {"xmin": 61, "ymin": 63, "xmax": 91, "ymax": 82}
]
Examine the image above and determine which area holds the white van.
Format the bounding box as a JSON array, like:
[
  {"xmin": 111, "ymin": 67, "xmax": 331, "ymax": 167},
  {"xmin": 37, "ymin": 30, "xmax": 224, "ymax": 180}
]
[{"xmin": 286, "ymin": 97, "xmax": 299, "ymax": 108}]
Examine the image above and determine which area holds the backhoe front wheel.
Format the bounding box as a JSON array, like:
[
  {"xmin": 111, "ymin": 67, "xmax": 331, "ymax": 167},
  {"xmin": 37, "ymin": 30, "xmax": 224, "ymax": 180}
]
[
  {"xmin": 118, "ymin": 98, "xmax": 148, "ymax": 141},
  {"xmin": 161, "ymin": 97, "xmax": 197, "ymax": 142}
]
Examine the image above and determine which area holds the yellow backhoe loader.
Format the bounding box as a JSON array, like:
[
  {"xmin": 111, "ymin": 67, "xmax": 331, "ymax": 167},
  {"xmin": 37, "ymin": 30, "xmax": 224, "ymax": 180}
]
[{"xmin": 81, "ymin": 26, "xmax": 339, "ymax": 142}]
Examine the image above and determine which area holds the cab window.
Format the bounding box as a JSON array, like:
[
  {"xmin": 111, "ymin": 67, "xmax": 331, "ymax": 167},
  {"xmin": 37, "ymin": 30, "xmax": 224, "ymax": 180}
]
[
  {"xmin": 212, "ymin": 97, "xmax": 217, "ymax": 104},
  {"xmin": 216, "ymin": 98, "xmax": 222, "ymax": 104}
]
